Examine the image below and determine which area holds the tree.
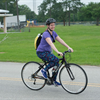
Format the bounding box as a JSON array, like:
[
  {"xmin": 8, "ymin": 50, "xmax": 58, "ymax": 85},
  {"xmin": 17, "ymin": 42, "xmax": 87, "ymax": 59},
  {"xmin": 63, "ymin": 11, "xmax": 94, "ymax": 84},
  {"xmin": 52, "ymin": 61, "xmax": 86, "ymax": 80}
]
[
  {"xmin": 92, "ymin": 3, "xmax": 100, "ymax": 25},
  {"xmin": 79, "ymin": 2, "xmax": 100, "ymax": 26},
  {"xmin": 46, "ymin": 2, "xmax": 64, "ymax": 22},
  {"xmin": 0, "ymin": 0, "xmax": 16, "ymax": 10},
  {"xmin": 0, "ymin": 0, "xmax": 18, "ymax": 15},
  {"xmin": 18, "ymin": 5, "xmax": 37, "ymax": 19},
  {"xmin": 0, "ymin": 0, "xmax": 37, "ymax": 23},
  {"xmin": 38, "ymin": 0, "xmax": 65, "ymax": 23},
  {"xmin": 38, "ymin": 0, "xmax": 47, "ymax": 22},
  {"xmin": 0, "ymin": 0, "xmax": 17, "ymax": 22},
  {"xmin": 71, "ymin": 0, "xmax": 84, "ymax": 22},
  {"xmin": 62, "ymin": 0, "xmax": 84, "ymax": 26}
]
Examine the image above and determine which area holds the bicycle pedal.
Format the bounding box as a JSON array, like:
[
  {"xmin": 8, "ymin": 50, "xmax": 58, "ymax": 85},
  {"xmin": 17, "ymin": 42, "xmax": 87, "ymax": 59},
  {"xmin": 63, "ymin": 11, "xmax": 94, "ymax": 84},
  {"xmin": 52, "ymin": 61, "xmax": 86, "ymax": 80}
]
[
  {"xmin": 53, "ymin": 82, "xmax": 58, "ymax": 87},
  {"xmin": 47, "ymin": 78, "xmax": 51, "ymax": 83},
  {"xmin": 46, "ymin": 78, "xmax": 53, "ymax": 85},
  {"xmin": 46, "ymin": 82, "xmax": 53, "ymax": 85}
]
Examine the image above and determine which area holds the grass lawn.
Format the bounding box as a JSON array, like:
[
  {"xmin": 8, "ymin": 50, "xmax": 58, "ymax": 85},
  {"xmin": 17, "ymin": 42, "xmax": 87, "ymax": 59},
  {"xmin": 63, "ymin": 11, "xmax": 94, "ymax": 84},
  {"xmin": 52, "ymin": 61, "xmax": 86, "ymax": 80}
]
[{"xmin": 0, "ymin": 25, "xmax": 100, "ymax": 66}]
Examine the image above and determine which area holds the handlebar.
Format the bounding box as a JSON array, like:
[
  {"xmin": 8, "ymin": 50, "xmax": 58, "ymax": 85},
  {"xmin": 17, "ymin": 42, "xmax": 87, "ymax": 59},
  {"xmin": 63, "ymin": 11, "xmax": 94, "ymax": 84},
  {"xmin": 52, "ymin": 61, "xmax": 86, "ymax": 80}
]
[{"xmin": 58, "ymin": 49, "xmax": 71, "ymax": 56}]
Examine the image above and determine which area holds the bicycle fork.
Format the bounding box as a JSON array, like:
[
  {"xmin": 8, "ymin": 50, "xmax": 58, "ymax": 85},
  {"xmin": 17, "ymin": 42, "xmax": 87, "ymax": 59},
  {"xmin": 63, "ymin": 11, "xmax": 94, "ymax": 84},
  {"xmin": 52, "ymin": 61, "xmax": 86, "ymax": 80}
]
[{"xmin": 65, "ymin": 64, "xmax": 75, "ymax": 80}]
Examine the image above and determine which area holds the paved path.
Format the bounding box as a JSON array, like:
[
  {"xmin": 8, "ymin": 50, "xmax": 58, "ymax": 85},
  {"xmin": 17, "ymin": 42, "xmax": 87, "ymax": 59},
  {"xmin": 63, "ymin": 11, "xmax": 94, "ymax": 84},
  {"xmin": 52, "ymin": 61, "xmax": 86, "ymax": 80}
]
[{"xmin": 0, "ymin": 62, "xmax": 100, "ymax": 100}]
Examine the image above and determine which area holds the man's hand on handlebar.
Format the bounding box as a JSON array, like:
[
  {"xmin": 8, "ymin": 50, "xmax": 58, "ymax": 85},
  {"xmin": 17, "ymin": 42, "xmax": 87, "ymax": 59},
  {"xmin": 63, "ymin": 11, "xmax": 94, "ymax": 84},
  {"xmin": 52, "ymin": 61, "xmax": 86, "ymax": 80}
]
[{"xmin": 68, "ymin": 47, "xmax": 73, "ymax": 52}]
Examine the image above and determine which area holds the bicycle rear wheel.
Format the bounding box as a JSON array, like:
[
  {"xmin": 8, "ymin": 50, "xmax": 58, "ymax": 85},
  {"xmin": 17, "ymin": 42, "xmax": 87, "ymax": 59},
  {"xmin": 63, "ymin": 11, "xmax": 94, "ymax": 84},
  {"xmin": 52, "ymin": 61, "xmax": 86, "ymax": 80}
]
[
  {"xmin": 21, "ymin": 61, "xmax": 46, "ymax": 90},
  {"xmin": 59, "ymin": 63, "xmax": 88, "ymax": 94}
]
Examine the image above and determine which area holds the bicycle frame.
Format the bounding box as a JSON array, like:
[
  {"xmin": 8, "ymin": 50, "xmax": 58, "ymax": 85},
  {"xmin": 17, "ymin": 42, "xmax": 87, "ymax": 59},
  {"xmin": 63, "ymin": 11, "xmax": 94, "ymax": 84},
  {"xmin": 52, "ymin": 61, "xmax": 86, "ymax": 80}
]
[
  {"xmin": 40, "ymin": 51, "xmax": 72, "ymax": 82},
  {"xmin": 33, "ymin": 50, "xmax": 74, "ymax": 84}
]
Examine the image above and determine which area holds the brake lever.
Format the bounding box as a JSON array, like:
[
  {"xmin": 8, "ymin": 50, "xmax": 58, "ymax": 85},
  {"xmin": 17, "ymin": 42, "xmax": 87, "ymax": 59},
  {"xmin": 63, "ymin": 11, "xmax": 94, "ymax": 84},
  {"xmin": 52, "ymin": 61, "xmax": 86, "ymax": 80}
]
[
  {"xmin": 68, "ymin": 49, "xmax": 71, "ymax": 53},
  {"xmin": 58, "ymin": 54, "xmax": 60, "ymax": 56}
]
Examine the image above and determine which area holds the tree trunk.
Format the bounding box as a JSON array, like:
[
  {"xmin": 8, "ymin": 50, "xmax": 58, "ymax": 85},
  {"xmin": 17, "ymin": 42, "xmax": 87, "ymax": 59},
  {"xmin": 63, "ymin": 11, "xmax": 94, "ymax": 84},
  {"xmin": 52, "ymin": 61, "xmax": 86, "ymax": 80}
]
[
  {"xmin": 16, "ymin": 0, "xmax": 20, "ymax": 30},
  {"xmin": 63, "ymin": 20, "xmax": 65, "ymax": 26},
  {"xmin": 50, "ymin": 2, "xmax": 51, "ymax": 17},
  {"xmin": 5, "ymin": 1, "xmax": 7, "ymax": 10},
  {"xmin": 96, "ymin": 18, "xmax": 99, "ymax": 26},
  {"xmin": 66, "ymin": 12, "xmax": 67, "ymax": 26},
  {"xmin": 68, "ymin": 6, "xmax": 70, "ymax": 26},
  {"xmin": 50, "ymin": 8, "xmax": 51, "ymax": 17},
  {"xmin": 73, "ymin": 13, "xmax": 75, "ymax": 22}
]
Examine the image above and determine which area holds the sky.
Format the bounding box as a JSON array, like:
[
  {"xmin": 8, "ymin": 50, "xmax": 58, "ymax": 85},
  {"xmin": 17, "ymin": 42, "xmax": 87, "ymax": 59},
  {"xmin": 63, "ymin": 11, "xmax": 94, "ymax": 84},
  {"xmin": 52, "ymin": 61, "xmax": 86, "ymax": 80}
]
[{"xmin": 18, "ymin": 0, "xmax": 100, "ymax": 15}]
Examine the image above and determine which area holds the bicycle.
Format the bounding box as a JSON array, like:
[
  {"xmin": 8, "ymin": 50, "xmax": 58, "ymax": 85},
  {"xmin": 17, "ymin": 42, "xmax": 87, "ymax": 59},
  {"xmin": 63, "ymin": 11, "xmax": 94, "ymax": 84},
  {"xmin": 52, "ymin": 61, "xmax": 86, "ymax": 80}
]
[{"xmin": 21, "ymin": 50, "xmax": 88, "ymax": 94}]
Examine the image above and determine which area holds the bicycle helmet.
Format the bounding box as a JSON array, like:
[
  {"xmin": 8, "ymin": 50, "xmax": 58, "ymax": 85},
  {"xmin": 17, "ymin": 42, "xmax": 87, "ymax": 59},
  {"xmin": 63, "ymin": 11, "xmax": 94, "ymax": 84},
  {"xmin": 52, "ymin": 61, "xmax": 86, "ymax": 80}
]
[{"xmin": 46, "ymin": 18, "xmax": 56, "ymax": 25}]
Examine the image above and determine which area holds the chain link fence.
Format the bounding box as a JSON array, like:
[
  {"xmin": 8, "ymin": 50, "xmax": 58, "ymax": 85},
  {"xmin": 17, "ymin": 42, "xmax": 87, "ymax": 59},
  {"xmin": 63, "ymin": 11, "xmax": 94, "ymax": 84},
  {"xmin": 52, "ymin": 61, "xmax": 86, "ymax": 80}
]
[
  {"xmin": 36, "ymin": 21, "xmax": 100, "ymax": 26},
  {"xmin": 1, "ymin": 21, "xmax": 99, "ymax": 33},
  {"xmin": 7, "ymin": 22, "xmax": 29, "ymax": 32}
]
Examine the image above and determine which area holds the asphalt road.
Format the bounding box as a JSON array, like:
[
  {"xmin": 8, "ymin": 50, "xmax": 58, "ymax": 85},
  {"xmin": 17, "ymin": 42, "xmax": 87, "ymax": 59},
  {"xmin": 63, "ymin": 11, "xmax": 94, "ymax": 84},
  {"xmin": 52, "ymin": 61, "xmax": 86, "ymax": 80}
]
[{"xmin": 0, "ymin": 62, "xmax": 100, "ymax": 100}]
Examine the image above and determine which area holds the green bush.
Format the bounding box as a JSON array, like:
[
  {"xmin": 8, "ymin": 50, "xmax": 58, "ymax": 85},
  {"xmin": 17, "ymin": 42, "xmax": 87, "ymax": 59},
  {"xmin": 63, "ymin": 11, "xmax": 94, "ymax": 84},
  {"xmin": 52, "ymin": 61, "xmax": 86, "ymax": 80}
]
[{"xmin": 0, "ymin": 28, "xmax": 3, "ymax": 32}]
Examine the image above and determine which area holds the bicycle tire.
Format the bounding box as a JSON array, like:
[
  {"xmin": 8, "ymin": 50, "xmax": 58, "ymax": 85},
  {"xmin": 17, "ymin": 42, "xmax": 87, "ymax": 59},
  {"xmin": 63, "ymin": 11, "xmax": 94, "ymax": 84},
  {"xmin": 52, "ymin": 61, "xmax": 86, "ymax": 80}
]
[
  {"xmin": 21, "ymin": 61, "xmax": 46, "ymax": 90},
  {"xmin": 59, "ymin": 63, "xmax": 88, "ymax": 94}
]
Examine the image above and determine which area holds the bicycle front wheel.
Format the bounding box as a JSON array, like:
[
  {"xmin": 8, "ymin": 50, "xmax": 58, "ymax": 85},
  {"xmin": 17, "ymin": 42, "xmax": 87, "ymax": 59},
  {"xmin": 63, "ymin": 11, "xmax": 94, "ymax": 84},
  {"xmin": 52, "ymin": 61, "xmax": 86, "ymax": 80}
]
[
  {"xmin": 59, "ymin": 63, "xmax": 88, "ymax": 94},
  {"xmin": 21, "ymin": 61, "xmax": 46, "ymax": 91}
]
